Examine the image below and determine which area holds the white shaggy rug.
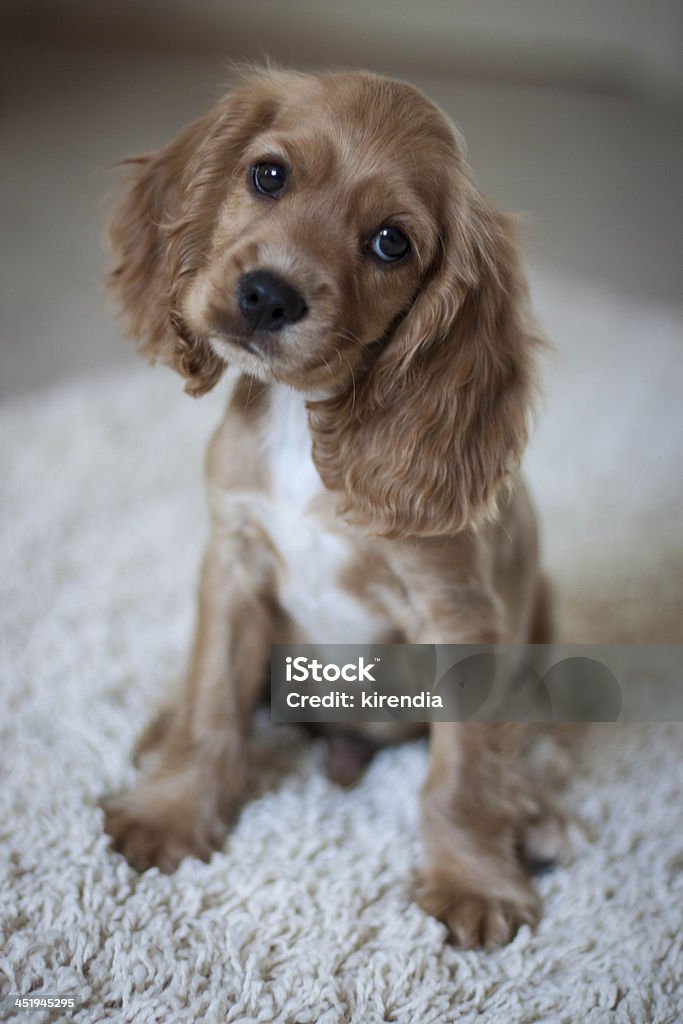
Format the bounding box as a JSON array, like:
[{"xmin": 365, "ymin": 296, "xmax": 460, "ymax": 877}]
[{"xmin": 1, "ymin": 270, "xmax": 682, "ymax": 1023}]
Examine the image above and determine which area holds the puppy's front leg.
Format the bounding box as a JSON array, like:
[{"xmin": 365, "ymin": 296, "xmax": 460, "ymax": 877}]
[
  {"xmin": 407, "ymin": 589, "xmax": 540, "ymax": 948},
  {"xmin": 418, "ymin": 722, "xmax": 540, "ymax": 949},
  {"xmin": 102, "ymin": 519, "xmax": 277, "ymax": 872}
]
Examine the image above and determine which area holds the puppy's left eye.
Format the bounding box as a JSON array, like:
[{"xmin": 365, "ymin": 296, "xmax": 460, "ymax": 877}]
[
  {"xmin": 251, "ymin": 162, "xmax": 288, "ymax": 196},
  {"xmin": 369, "ymin": 226, "xmax": 411, "ymax": 263}
]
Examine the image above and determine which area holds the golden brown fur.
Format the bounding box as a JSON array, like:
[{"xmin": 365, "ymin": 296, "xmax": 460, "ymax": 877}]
[{"xmin": 102, "ymin": 67, "xmax": 567, "ymax": 949}]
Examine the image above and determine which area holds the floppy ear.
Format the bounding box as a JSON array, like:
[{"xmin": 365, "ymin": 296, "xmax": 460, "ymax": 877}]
[
  {"xmin": 309, "ymin": 187, "xmax": 542, "ymax": 538},
  {"xmin": 107, "ymin": 77, "xmax": 279, "ymax": 396}
]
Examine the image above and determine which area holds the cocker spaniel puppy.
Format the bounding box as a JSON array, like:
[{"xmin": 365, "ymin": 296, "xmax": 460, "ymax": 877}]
[{"xmin": 102, "ymin": 67, "xmax": 564, "ymax": 949}]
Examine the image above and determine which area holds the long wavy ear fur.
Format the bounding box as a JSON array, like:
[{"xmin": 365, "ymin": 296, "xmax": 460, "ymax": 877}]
[
  {"xmin": 309, "ymin": 185, "xmax": 542, "ymax": 538},
  {"xmin": 107, "ymin": 75, "xmax": 279, "ymax": 396}
]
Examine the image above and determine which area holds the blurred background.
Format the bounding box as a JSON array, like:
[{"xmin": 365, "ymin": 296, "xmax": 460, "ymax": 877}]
[{"xmin": 2, "ymin": 0, "xmax": 681, "ymax": 397}]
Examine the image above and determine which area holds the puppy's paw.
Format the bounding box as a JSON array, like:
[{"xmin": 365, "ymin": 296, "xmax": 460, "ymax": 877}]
[
  {"xmin": 101, "ymin": 775, "xmax": 227, "ymax": 873},
  {"xmin": 417, "ymin": 873, "xmax": 539, "ymax": 949}
]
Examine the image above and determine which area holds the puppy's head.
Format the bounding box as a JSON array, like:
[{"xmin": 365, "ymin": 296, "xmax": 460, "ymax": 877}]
[{"xmin": 109, "ymin": 67, "xmax": 541, "ymax": 536}]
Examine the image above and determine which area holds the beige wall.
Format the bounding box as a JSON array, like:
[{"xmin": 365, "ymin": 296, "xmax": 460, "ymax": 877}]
[{"xmin": 6, "ymin": 0, "xmax": 683, "ymax": 99}]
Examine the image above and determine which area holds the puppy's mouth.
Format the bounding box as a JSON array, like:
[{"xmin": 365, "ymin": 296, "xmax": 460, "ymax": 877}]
[
  {"xmin": 209, "ymin": 317, "xmax": 287, "ymax": 364},
  {"xmin": 206, "ymin": 301, "xmax": 291, "ymax": 360},
  {"xmin": 214, "ymin": 332, "xmax": 265, "ymax": 358},
  {"xmin": 209, "ymin": 331, "xmax": 275, "ymax": 382},
  {"xmin": 170, "ymin": 308, "xmax": 272, "ymax": 381},
  {"xmin": 209, "ymin": 317, "xmax": 315, "ymax": 387}
]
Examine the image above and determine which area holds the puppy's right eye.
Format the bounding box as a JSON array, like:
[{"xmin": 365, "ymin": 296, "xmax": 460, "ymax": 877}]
[
  {"xmin": 251, "ymin": 162, "xmax": 288, "ymax": 197},
  {"xmin": 368, "ymin": 226, "xmax": 411, "ymax": 263}
]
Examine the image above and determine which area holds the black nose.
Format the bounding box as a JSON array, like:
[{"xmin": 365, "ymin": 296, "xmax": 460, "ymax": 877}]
[{"xmin": 236, "ymin": 270, "xmax": 307, "ymax": 333}]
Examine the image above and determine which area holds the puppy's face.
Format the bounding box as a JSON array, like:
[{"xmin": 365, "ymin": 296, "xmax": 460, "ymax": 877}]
[
  {"xmin": 178, "ymin": 74, "xmax": 451, "ymax": 392},
  {"xmin": 109, "ymin": 68, "xmax": 538, "ymax": 537}
]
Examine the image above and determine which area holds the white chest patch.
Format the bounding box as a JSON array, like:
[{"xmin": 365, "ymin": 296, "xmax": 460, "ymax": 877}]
[{"xmin": 259, "ymin": 387, "xmax": 389, "ymax": 645}]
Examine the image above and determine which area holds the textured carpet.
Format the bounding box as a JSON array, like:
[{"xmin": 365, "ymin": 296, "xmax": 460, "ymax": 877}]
[{"xmin": 1, "ymin": 271, "xmax": 682, "ymax": 1023}]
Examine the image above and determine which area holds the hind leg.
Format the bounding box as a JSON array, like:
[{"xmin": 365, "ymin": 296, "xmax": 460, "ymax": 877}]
[{"xmin": 324, "ymin": 731, "xmax": 378, "ymax": 787}]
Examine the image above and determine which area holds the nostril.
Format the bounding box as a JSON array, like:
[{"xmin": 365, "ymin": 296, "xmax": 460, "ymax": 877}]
[
  {"xmin": 246, "ymin": 291, "xmax": 259, "ymax": 307},
  {"xmin": 272, "ymin": 307, "xmax": 284, "ymax": 320}
]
